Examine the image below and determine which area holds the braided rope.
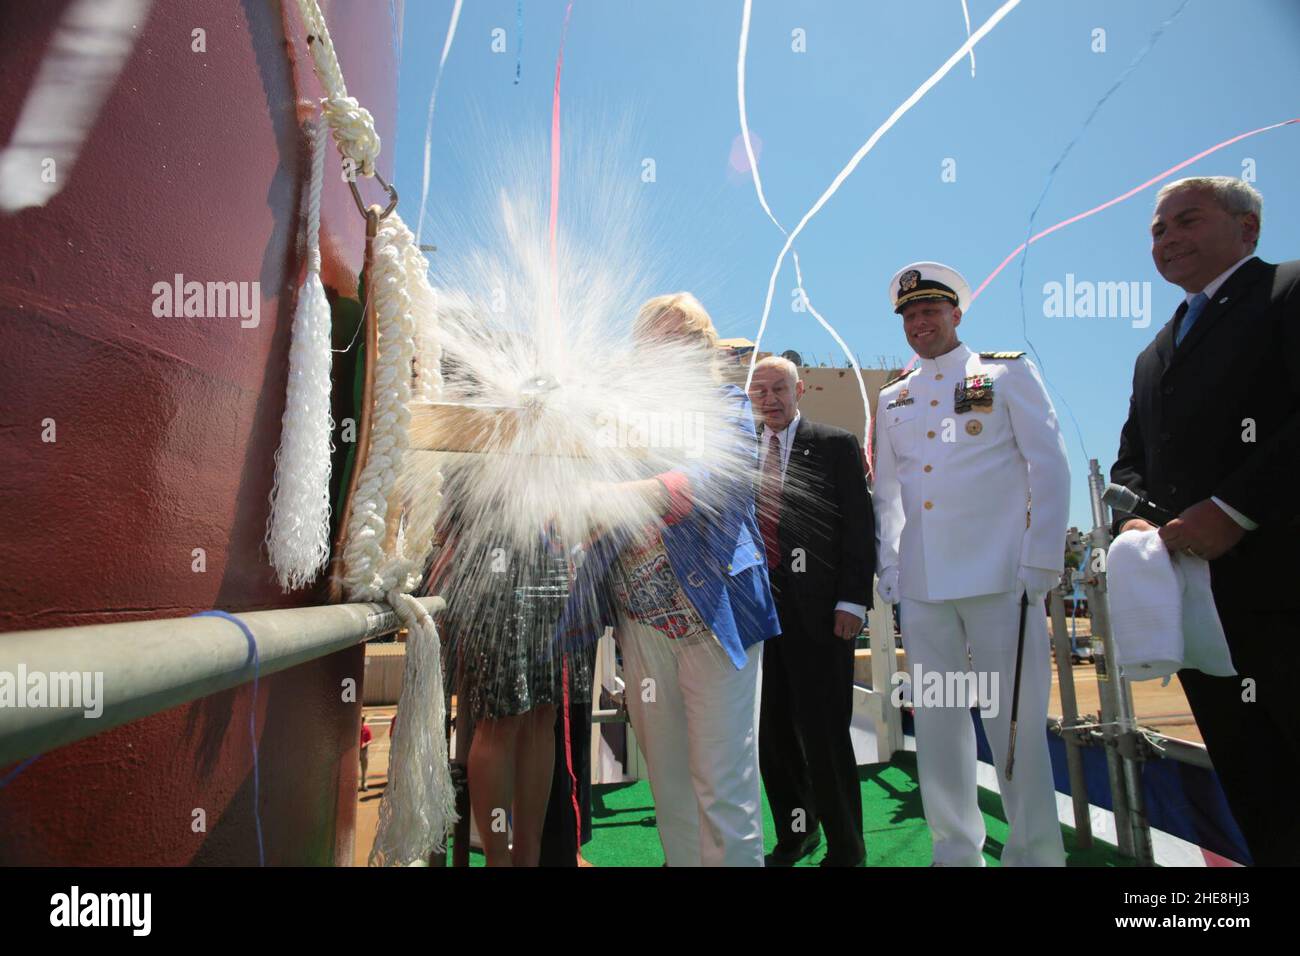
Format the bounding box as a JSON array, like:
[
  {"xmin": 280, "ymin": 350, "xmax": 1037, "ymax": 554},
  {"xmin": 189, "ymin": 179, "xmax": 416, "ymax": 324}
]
[
  {"xmin": 406, "ymin": 232, "xmax": 444, "ymax": 402},
  {"xmin": 361, "ymin": 213, "xmax": 455, "ymax": 865},
  {"xmin": 292, "ymin": 0, "xmax": 456, "ymax": 863},
  {"xmin": 305, "ymin": 110, "xmax": 326, "ymax": 272},
  {"xmin": 295, "ymin": 0, "xmax": 381, "ymax": 178},
  {"xmin": 340, "ymin": 212, "xmax": 418, "ymax": 599}
]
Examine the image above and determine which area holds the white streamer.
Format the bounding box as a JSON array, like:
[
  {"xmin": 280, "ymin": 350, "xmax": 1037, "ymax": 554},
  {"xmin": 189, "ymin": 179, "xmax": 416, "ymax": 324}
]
[
  {"xmin": 415, "ymin": 0, "xmax": 464, "ymax": 248},
  {"xmin": 961, "ymin": 0, "xmax": 977, "ymax": 77},
  {"xmin": 736, "ymin": 0, "xmax": 873, "ymax": 458},
  {"xmin": 743, "ymin": 0, "xmax": 1023, "ymax": 391}
]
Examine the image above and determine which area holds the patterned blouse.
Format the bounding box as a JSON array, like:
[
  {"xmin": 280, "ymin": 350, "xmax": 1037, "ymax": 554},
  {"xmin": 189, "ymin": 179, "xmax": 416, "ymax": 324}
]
[{"xmin": 611, "ymin": 529, "xmax": 711, "ymax": 644}]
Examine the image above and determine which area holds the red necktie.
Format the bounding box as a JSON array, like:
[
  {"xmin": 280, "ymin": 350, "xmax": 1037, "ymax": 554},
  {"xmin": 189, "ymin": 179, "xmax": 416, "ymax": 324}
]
[{"xmin": 759, "ymin": 431, "xmax": 783, "ymax": 570}]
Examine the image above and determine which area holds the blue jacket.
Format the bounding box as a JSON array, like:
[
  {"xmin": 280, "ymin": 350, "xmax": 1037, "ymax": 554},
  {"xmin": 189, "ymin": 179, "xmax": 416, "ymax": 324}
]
[{"xmin": 557, "ymin": 384, "xmax": 781, "ymax": 669}]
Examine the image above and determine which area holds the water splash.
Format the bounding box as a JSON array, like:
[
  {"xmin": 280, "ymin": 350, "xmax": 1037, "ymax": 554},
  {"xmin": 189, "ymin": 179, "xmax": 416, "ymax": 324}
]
[{"xmin": 402, "ymin": 125, "xmax": 760, "ymax": 684}]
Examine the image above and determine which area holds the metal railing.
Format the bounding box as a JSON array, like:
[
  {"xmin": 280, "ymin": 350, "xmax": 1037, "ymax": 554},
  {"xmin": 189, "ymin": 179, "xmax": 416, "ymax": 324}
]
[
  {"xmin": 0, "ymin": 596, "xmax": 444, "ymax": 768},
  {"xmin": 1047, "ymin": 459, "xmax": 1227, "ymax": 864}
]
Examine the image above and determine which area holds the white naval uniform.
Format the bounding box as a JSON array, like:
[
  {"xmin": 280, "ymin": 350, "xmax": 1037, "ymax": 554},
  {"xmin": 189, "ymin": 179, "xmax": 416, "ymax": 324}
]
[{"xmin": 873, "ymin": 342, "xmax": 1070, "ymax": 866}]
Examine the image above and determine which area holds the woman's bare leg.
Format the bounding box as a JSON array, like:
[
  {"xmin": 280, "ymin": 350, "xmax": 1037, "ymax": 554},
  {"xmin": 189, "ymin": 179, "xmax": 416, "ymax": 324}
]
[
  {"xmin": 468, "ymin": 715, "xmax": 522, "ymax": 866},
  {"xmin": 509, "ymin": 703, "xmax": 557, "ymax": 866}
]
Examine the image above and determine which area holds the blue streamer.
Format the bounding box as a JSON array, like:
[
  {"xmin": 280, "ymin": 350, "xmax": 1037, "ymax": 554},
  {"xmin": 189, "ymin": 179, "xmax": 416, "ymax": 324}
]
[
  {"xmin": 1014, "ymin": 0, "xmax": 1193, "ymax": 463},
  {"xmin": 514, "ymin": 0, "xmax": 524, "ymax": 84},
  {"xmin": 192, "ymin": 609, "xmax": 265, "ymax": 867},
  {"xmin": 0, "ymin": 753, "xmax": 41, "ymax": 790}
]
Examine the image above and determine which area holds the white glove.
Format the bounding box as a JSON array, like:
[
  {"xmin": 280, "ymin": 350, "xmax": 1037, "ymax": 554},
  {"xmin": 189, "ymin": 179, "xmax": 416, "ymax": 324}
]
[
  {"xmin": 1017, "ymin": 566, "xmax": 1060, "ymax": 604},
  {"xmin": 876, "ymin": 566, "xmax": 900, "ymax": 605}
]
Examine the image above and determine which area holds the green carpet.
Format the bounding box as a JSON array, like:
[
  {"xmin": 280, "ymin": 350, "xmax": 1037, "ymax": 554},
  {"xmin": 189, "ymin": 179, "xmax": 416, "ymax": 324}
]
[{"xmin": 461, "ymin": 751, "xmax": 1132, "ymax": 867}]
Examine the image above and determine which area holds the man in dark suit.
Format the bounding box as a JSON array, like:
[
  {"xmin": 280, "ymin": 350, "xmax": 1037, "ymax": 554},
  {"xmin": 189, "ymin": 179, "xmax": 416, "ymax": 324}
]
[
  {"xmin": 1111, "ymin": 175, "xmax": 1299, "ymax": 865},
  {"xmin": 749, "ymin": 355, "xmax": 875, "ymax": 866}
]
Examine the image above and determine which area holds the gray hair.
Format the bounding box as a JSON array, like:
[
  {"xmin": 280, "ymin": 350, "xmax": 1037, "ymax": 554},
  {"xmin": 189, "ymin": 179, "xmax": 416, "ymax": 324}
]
[
  {"xmin": 753, "ymin": 354, "xmax": 800, "ymax": 387},
  {"xmin": 1156, "ymin": 176, "xmax": 1263, "ymax": 241}
]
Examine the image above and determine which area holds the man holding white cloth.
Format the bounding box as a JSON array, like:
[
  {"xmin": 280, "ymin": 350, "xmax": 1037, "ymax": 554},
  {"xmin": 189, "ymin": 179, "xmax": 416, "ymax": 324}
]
[
  {"xmin": 1110, "ymin": 177, "xmax": 1300, "ymax": 865},
  {"xmin": 873, "ymin": 262, "xmax": 1071, "ymax": 867}
]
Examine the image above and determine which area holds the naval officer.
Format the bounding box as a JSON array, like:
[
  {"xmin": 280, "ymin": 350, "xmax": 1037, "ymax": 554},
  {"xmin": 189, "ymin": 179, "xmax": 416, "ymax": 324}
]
[{"xmin": 872, "ymin": 262, "xmax": 1071, "ymax": 867}]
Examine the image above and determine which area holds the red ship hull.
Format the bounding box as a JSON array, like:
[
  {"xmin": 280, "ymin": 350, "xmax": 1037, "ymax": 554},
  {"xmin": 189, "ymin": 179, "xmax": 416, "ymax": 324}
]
[{"xmin": 0, "ymin": 0, "xmax": 397, "ymax": 865}]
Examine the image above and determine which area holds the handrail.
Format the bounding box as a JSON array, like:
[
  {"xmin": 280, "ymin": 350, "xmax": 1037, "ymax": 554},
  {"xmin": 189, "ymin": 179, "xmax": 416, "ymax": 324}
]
[
  {"xmin": 0, "ymin": 596, "xmax": 444, "ymax": 768},
  {"xmin": 1144, "ymin": 731, "xmax": 1213, "ymax": 770},
  {"xmin": 1048, "ymin": 716, "xmax": 1215, "ymax": 771}
]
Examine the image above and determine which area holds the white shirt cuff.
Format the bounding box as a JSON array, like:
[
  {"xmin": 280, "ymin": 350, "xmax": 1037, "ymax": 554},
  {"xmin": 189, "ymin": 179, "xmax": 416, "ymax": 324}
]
[
  {"xmin": 835, "ymin": 601, "xmax": 867, "ymax": 620},
  {"xmin": 1211, "ymin": 496, "xmax": 1258, "ymax": 531}
]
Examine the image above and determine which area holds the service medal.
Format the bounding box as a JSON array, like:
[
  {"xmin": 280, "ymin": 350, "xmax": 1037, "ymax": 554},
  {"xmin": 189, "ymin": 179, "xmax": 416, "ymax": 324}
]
[{"xmin": 954, "ymin": 375, "xmax": 994, "ymax": 414}]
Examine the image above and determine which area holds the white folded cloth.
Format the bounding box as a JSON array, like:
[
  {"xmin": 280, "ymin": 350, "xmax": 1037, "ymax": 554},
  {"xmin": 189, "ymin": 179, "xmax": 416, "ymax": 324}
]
[{"xmin": 1107, "ymin": 529, "xmax": 1235, "ymax": 682}]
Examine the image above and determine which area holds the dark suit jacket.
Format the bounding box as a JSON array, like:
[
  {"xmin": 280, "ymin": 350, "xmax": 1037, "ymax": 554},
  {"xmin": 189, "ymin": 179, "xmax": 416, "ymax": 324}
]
[
  {"xmin": 761, "ymin": 417, "xmax": 875, "ymax": 635},
  {"xmin": 1111, "ymin": 256, "xmax": 1300, "ymax": 611}
]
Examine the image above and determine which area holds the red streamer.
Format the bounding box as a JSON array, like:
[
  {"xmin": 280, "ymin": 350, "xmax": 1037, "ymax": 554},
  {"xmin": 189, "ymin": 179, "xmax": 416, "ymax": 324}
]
[
  {"xmin": 969, "ymin": 118, "xmax": 1299, "ymax": 306},
  {"xmin": 548, "ymin": 2, "xmax": 574, "ymax": 276},
  {"xmin": 548, "ymin": 1, "xmax": 582, "ymax": 858}
]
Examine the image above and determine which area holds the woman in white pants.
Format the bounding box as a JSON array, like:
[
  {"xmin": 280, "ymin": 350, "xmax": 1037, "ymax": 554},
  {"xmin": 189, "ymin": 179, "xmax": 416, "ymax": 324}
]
[
  {"xmin": 557, "ymin": 293, "xmax": 781, "ymax": 866},
  {"xmin": 619, "ymin": 615, "xmax": 764, "ymax": 866}
]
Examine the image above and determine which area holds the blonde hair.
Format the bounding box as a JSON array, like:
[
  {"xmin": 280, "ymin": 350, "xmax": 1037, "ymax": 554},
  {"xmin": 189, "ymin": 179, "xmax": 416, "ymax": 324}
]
[{"xmin": 633, "ymin": 292, "xmax": 720, "ymax": 351}]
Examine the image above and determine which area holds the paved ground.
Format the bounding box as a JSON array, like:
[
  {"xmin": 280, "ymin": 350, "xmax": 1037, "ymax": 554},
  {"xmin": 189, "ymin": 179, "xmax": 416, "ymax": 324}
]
[
  {"xmin": 1053, "ymin": 658, "xmax": 1201, "ymax": 744},
  {"xmin": 354, "ymin": 707, "xmax": 395, "ymax": 868},
  {"xmin": 1040, "ymin": 617, "xmax": 1201, "ymax": 744}
]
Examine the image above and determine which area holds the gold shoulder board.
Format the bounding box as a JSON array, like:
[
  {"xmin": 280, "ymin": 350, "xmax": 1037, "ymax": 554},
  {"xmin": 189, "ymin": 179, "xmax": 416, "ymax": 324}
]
[
  {"xmin": 979, "ymin": 351, "xmax": 1026, "ymax": 360},
  {"xmin": 882, "ymin": 367, "xmax": 919, "ymax": 389}
]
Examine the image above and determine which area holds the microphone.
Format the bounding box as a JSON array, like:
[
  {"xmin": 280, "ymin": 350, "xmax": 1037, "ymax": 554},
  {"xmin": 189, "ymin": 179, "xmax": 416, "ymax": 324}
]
[{"xmin": 1103, "ymin": 483, "xmax": 1179, "ymax": 528}]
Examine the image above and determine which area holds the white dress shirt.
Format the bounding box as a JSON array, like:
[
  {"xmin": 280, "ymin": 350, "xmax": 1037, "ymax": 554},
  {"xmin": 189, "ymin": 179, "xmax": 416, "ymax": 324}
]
[
  {"xmin": 1186, "ymin": 254, "xmax": 1259, "ymax": 531},
  {"xmin": 1188, "ymin": 253, "xmax": 1253, "ymax": 304},
  {"xmin": 758, "ymin": 410, "xmax": 800, "ymax": 475},
  {"xmin": 759, "ymin": 411, "xmax": 866, "ymax": 621}
]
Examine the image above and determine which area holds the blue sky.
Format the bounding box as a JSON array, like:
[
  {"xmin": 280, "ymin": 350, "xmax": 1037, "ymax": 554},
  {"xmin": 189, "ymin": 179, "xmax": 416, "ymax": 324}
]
[{"xmin": 392, "ymin": 0, "xmax": 1300, "ymax": 530}]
